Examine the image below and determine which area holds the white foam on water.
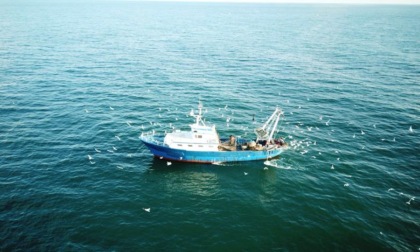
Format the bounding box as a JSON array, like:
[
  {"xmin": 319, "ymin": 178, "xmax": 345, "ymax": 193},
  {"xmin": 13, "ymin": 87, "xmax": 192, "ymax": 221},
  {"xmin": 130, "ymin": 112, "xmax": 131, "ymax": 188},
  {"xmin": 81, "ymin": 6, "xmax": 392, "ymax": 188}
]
[{"xmin": 264, "ymin": 160, "xmax": 293, "ymax": 170}]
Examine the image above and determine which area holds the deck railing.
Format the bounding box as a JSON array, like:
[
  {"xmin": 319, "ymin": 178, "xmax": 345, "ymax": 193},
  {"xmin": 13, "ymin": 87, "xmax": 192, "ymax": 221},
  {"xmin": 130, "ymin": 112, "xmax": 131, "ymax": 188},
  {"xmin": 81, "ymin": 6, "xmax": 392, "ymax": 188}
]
[{"xmin": 140, "ymin": 132, "xmax": 165, "ymax": 146}]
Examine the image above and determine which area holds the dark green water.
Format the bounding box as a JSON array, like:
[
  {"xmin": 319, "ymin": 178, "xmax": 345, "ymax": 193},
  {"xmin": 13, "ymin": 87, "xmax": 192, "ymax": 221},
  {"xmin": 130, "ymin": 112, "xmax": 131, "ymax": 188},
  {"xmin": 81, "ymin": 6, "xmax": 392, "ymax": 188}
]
[{"xmin": 0, "ymin": 2, "xmax": 419, "ymax": 251}]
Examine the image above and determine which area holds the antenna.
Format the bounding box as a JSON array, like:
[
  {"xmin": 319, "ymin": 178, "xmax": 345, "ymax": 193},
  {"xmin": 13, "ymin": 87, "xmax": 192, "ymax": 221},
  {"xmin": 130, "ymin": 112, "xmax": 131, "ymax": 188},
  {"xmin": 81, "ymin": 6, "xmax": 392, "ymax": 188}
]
[{"xmin": 191, "ymin": 101, "xmax": 205, "ymax": 126}]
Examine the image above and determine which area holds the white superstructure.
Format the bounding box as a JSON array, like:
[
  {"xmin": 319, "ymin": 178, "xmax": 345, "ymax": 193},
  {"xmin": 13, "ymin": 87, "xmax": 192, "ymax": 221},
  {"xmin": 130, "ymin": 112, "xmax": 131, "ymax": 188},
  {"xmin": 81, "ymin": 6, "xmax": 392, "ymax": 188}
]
[{"xmin": 163, "ymin": 102, "xmax": 220, "ymax": 151}]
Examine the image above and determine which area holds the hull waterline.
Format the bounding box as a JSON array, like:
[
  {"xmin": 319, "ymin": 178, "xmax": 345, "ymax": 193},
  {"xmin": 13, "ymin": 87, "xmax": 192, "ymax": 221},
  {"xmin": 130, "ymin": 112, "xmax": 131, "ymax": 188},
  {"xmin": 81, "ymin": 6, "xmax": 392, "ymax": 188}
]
[{"xmin": 141, "ymin": 138, "xmax": 285, "ymax": 164}]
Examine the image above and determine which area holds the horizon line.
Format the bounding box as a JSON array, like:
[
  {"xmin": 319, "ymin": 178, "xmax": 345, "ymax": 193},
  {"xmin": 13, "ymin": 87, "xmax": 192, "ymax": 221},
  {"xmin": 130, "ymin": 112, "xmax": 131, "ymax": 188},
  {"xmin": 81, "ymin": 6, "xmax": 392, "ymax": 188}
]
[{"xmin": 127, "ymin": 0, "xmax": 420, "ymax": 5}]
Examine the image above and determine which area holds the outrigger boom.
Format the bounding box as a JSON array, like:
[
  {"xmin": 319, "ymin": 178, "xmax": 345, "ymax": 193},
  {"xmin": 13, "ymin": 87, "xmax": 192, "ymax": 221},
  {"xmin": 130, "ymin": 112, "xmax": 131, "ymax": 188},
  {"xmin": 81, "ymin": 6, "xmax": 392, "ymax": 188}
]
[{"xmin": 255, "ymin": 108, "xmax": 283, "ymax": 143}]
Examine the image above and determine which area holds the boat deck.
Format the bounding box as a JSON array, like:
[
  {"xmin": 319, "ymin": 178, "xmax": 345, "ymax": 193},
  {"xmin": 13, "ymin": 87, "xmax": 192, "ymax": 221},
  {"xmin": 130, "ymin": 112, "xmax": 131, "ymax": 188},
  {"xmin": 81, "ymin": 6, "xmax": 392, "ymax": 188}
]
[{"xmin": 141, "ymin": 134, "xmax": 286, "ymax": 152}]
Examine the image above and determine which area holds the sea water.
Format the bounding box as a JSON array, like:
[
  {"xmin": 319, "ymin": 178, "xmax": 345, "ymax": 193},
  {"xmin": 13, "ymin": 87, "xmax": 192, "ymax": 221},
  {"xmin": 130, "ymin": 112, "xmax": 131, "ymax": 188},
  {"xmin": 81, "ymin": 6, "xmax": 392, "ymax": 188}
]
[{"xmin": 0, "ymin": 2, "xmax": 419, "ymax": 251}]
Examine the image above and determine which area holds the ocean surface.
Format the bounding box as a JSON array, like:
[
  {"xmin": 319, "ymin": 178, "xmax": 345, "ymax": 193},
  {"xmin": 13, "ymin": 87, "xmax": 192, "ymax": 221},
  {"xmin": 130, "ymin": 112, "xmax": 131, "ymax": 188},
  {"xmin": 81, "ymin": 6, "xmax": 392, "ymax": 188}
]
[{"xmin": 1, "ymin": 1, "xmax": 419, "ymax": 251}]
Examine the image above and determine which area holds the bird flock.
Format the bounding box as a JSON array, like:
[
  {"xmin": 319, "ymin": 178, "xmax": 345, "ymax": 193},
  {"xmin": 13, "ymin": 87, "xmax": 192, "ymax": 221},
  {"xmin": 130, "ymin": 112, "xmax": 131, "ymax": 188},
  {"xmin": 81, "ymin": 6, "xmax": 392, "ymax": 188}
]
[
  {"xmin": 84, "ymin": 105, "xmax": 137, "ymax": 171},
  {"xmin": 84, "ymin": 102, "xmax": 416, "ymax": 209}
]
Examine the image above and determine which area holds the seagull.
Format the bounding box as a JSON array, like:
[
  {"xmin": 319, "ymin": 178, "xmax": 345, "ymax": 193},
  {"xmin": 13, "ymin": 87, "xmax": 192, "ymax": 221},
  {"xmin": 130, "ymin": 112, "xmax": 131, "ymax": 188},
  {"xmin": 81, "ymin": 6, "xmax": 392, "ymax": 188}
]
[
  {"xmin": 409, "ymin": 126, "xmax": 413, "ymax": 133},
  {"xmin": 113, "ymin": 146, "xmax": 117, "ymax": 151},
  {"xmin": 109, "ymin": 106, "xmax": 114, "ymax": 110},
  {"xmin": 406, "ymin": 197, "xmax": 415, "ymax": 205},
  {"xmin": 361, "ymin": 130, "xmax": 365, "ymax": 135},
  {"xmin": 325, "ymin": 119, "xmax": 330, "ymax": 126},
  {"xmin": 331, "ymin": 165, "xmax": 334, "ymax": 170},
  {"xmin": 244, "ymin": 172, "xmax": 248, "ymax": 175},
  {"xmin": 90, "ymin": 161, "xmax": 95, "ymax": 165},
  {"xmin": 373, "ymin": 124, "xmax": 376, "ymax": 128},
  {"xmin": 115, "ymin": 135, "xmax": 121, "ymax": 140},
  {"xmin": 344, "ymin": 183, "xmax": 349, "ymax": 187},
  {"xmin": 319, "ymin": 115, "xmax": 323, "ymax": 121},
  {"xmin": 353, "ymin": 134, "xmax": 356, "ymax": 138},
  {"xmin": 143, "ymin": 208, "xmax": 151, "ymax": 212},
  {"xmin": 85, "ymin": 109, "xmax": 89, "ymax": 113},
  {"xmin": 388, "ymin": 188, "xmax": 394, "ymax": 192},
  {"xmin": 95, "ymin": 148, "xmax": 101, "ymax": 153},
  {"xmin": 167, "ymin": 161, "xmax": 172, "ymax": 166},
  {"xmin": 88, "ymin": 155, "xmax": 93, "ymax": 160}
]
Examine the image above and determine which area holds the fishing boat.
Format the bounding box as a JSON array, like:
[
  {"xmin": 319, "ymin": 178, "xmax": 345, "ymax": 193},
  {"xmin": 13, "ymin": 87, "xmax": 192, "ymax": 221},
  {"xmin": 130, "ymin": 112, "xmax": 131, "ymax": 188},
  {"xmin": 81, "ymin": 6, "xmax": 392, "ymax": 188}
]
[{"xmin": 140, "ymin": 103, "xmax": 287, "ymax": 163}]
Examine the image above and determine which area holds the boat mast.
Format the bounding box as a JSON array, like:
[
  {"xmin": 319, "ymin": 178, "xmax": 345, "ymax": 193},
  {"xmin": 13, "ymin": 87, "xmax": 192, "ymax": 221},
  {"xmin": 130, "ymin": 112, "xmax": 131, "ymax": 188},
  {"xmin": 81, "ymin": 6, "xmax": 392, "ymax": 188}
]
[{"xmin": 190, "ymin": 102, "xmax": 204, "ymax": 126}]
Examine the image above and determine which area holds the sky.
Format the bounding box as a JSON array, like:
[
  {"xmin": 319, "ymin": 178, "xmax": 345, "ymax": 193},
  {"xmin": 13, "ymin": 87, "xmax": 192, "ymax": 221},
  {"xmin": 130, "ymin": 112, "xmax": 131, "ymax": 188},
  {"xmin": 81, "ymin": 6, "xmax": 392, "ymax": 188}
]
[{"xmin": 152, "ymin": 0, "xmax": 420, "ymax": 4}]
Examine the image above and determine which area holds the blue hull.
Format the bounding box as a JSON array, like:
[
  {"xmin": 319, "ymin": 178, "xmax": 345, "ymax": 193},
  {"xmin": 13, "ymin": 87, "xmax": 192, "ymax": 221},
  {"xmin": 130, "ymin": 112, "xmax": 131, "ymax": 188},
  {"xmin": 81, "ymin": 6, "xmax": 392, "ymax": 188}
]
[{"xmin": 140, "ymin": 136, "xmax": 285, "ymax": 164}]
